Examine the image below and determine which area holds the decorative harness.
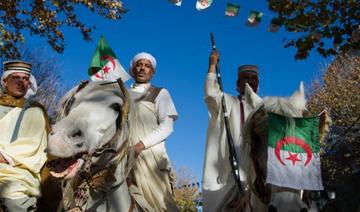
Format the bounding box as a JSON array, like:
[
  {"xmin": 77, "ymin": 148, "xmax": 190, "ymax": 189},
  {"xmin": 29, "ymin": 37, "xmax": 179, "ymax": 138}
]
[{"xmin": 57, "ymin": 79, "xmax": 134, "ymax": 212}]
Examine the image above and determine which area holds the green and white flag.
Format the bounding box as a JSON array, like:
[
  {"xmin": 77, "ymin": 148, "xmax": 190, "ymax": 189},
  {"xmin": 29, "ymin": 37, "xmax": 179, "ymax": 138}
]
[
  {"xmin": 267, "ymin": 112, "xmax": 323, "ymax": 190},
  {"xmin": 88, "ymin": 36, "xmax": 130, "ymax": 82},
  {"xmin": 169, "ymin": 0, "xmax": 182, "ymax": 6},
  {"xmin": 196, "ymin": 0, "xmax": 212, "ymax": 11},
  {"xmin": 246, "ymin": 10, "xmax": 263, "ymax": 27},
  {"xmin": 225, "ymin": 3, "xmax": 240, "ymax": 17}
]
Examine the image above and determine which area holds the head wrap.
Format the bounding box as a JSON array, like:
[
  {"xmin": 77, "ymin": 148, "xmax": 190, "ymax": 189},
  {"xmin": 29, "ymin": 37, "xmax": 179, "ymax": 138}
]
[
  {"xmin": 1, "ymin": 60, "xmax": 38, "ymax": 98},
  {"xmin": 238, "ymin": 65, "xmax": 259, "ymax": 75},
  {"xmin": 129, "ymin": 52, "xmax": 157, "ymax": 72}
]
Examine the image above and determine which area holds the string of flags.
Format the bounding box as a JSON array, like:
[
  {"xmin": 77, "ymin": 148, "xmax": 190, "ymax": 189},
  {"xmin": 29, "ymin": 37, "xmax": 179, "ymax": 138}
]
[
  {"xmin": 196, "ymin": 0, "xmax": 212, "ymax": 11},
  {"xmin": 168, "ymin": 0, "xmax": 285, "ymax": 33},
  {"xmin": 224, "ymin": 3, "xmax": 239, "ymax": 17},
  {"xmin": 174, "ymin": 181, "xmax": 201, "ymax": 190},
  {"xmin": 169, "ymin": 0, "xmax": 182, "ymax": 6},
  {"xmin": 246, "ymin": 10, "xmax": 263, "ymax": 27}
]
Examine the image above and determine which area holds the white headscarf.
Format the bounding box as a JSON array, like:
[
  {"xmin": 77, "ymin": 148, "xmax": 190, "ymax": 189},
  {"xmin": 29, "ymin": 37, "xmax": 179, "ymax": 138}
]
[
  {"xmin": 129, "ymin": 52, "xmax": 157, "ymax": 72},
  {"xmin": 1, "ymin": 70, "xmax": 38, "ymax": 98}
]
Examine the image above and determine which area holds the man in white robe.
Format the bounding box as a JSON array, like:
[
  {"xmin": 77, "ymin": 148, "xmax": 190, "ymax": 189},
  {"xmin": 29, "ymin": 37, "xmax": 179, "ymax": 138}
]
[
  {"xmin": 202, "ymin": 50, "xmax": 260, "ymax": 211},
  {"xmin": 0, "ymin": 61, "xmax": 49, "ymax": 212},
  {"xmin": 127, "ymin": 52, "xmax": 179, "ymax": 211}
]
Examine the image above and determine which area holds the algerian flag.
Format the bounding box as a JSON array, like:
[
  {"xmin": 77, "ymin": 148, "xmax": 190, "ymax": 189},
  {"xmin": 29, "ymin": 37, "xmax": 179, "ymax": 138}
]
[
  {"xmin": 196, "ymin": 0, "xmax": 212, "ymax": 11},
  {"xmin": 88, "ymin": 36, "xmax": 131, "ymax": 82},
  {"xmin": 225, "ymin": 3, "xmax": 240, "ymax": 17},
  {"xmin": 169, "ymin": 0, "xmax": 182, "ymax": 6},
  {"xmin": 266, "ymin": 112, "xmax": 324, "ymax": 190},
  {"xmin": 246, "ymin": 10, "xmax": 263, "ymax": 27}
]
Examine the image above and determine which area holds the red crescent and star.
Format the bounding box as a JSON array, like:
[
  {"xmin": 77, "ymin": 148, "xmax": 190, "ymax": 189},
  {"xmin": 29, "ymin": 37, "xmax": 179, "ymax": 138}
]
[
  {"xmin": 274, "ymin": 136, "xmax": 313, "ymax": 166},
  {"xmin": 95, "ymin": 55, "xmax": 116, "ymax": 79}
]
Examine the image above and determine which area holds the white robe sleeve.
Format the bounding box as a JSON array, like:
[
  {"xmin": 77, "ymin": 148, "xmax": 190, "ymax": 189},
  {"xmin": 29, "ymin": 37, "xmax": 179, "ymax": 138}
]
[
  {"xmin": 140, "ymin": 89, "xmax": 178, "ymax": 149},
  {"xmin": 141, "ymin": 116, "xmax": 173, "ymax": 149},
  {"xmin": 204, "ymin": 73, "xmax": 223, "ymax": 114},
  {"xmin": 155, "ymin": 89, "xmax": 178, "ymax": 120}
]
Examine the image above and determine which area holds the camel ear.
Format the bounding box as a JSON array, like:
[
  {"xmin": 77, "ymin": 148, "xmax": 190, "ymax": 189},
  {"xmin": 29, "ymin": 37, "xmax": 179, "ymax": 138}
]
[
  {"xmin": 289, "ymin": 81, "xmax": 306, "ymax": 111},
  {"xmin": 245, "ymin": 83, "xmax": 262, "ymax": 109}
]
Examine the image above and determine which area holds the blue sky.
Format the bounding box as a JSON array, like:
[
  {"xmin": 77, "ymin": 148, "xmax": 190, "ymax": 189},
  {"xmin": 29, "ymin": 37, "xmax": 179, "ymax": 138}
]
[{"xmin": 26, "ymin": 0, "xmax": 331, "ymax": 182}]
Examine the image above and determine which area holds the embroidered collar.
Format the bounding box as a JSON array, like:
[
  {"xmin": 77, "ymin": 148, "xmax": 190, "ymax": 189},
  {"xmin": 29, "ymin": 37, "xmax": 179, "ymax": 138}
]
[{"xmin": 0, "ymin": 92, "xmax": 26, "ymax": 108}]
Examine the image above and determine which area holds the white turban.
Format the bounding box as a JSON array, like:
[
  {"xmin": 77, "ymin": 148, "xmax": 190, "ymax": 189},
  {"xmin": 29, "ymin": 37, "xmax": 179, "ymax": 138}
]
[
  {"xmin": 130, "ymin": 52, "xmax": 157, "ymax": 72},
  {"xmin": 1, "ymin": 70, "xmax": 38, "ymax": 98}
]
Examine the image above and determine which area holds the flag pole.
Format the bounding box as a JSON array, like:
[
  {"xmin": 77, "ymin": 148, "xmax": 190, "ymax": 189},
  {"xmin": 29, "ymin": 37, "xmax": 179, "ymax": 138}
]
[{"xmin": 210, "ymin": 32, "xmax": 243, "ymax": 195}]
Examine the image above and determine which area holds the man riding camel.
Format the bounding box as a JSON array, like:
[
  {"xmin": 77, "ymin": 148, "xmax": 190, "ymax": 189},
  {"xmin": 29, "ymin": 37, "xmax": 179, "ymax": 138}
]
[
  {"xmin": 0, "ymin": 61, "xmax": 50, "ymax": 212},
  {"xmin": 202, "ymin": 50, "xmax": 260, "ymax": 211},
  {"xmin": 127, "ymin": 52, "xmax": 179, "ymax": 211}
]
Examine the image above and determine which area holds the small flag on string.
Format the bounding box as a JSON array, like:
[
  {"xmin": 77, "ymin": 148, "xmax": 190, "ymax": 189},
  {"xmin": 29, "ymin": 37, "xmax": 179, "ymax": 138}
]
[
  {"xmin": 196, "ymin": 0, "xmax": 212, "ymax": 11},
  {"xmin": 88, "ymin": 36, "xmax": 131, "ymax": 82},
  {"xmin": 268, "ymin": 18, "xmax": 283, "ymax": 32},
  {"xmin": 225, "ymin": 3, "xmax": 240, "ymax": 17},
  {"xmin": 246, "ymin": 10, "xmax": 263, "ymax": 27},
  {"xmin": 169, "ymin": 0, "xmax": 182, "ymax": 6}
]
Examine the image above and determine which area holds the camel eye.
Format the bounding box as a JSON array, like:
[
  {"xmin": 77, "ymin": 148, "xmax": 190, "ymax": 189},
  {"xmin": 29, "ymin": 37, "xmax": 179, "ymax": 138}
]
[{"xmin": 109, "ymin": 103, "xmax": 121, "ymax": 112}]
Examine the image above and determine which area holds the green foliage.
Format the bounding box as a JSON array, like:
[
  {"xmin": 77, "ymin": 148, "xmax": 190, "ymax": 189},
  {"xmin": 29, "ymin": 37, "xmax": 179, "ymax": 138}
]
[
  {"xmin": 307, "ymin": 53, "xmax": 360, "ymax": 185},
  {"xmin": 307, "ymin": 53, "xmax": 360, "ymax": 211},
  {"xmin": 0, "ymin": 0, "xmax": 127, "ymax": 58},
  {"xmin": 173, "ymin": 166, "xmax": 200, "ymax": 212},
  {"xmin": 176, "ymin": 196, "xmax": 198, "ymax": 212},
  {"xmin": 268, "ymin": 0, "xmax": 360, "ymax": 60}
]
